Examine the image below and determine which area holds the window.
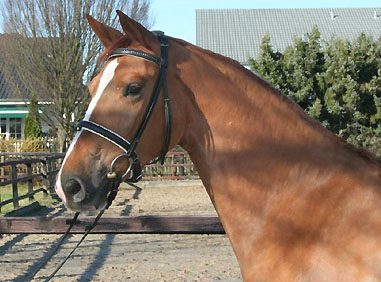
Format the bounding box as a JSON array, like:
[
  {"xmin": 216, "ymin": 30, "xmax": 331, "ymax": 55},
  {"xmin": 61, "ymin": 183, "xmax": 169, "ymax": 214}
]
[
  {"xmin": 9, "ymin": 118, "xmax": 22, "ymax": 139},
  {"xmin": 0, "ymin": 118, "xmax": 6, "ymax": 138}
]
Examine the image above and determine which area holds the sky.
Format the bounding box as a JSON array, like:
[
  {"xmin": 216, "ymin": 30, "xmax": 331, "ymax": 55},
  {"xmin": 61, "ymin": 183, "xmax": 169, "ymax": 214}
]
[
  {"xmin": 0, "ymin": 0, "xmax": 379, "ymax": 42},
  {"xmin": 150, "ymin": 0, "xmax": 381, "ymax": 44}
]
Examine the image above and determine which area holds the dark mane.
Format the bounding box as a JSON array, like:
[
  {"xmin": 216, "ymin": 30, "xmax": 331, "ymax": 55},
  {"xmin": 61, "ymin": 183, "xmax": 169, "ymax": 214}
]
[{"xmin": 172, "ymin": 38, "xmax": 381, "ymax": 167}]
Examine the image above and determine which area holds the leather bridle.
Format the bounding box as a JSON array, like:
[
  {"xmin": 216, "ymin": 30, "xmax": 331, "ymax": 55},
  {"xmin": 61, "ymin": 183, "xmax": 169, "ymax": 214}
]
[
  {"xmin": 76, "ymin": 31, "xmax": 171, "ymax": 183},
  {"xmin": 28, "ymin": 30, "xmax": 172, "ymax": 282}
]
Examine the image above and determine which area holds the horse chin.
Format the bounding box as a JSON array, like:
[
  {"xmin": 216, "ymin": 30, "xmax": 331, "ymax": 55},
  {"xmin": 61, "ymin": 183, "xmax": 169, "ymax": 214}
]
[
  {"xmin": 93, "ymin": 201, "xmax": 107, "ymax": 211},
  {"xmin": 91, "ymin": 179, "xmax": 113, "ymax": 211},
  {"xmin": 65, "ymin": 200, "xmax": 94, "ymax": 212},
  {"xmin": 65, "ymin": 195, "xmax": 107, "ymax": 212}
]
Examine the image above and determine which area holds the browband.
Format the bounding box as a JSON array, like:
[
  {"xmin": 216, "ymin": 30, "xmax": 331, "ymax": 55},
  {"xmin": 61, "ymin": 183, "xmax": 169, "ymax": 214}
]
[{"xmin": 109, "ymin": 48, "xmax": 167, "ymax": 67}]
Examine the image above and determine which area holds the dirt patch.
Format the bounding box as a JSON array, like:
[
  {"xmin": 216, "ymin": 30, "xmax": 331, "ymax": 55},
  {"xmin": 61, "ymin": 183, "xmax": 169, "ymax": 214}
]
[{"xmin": 0, "ymin": 181, "xmax": 242, "ymax": 281}]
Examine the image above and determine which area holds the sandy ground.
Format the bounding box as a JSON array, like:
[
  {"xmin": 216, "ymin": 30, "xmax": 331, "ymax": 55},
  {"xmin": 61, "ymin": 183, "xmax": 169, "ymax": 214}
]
[{"xmin": 0, "ymin": 181, "xmax": 242, "ymax": 281}]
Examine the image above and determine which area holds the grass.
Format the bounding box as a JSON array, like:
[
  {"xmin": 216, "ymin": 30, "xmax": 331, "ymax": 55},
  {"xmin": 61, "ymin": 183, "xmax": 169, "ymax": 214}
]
[{"xmin": 0, "ymin": 183, "xmax": 59, "ymax": 214}]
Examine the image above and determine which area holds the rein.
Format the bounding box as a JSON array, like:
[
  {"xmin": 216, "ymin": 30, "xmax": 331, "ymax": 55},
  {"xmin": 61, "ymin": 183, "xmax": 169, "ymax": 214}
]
[
  {"xmin": 28, "ymin": 31, "xmax": 170, "ymax": 281},
  {"xmin": 26, "ymin": 177, "xmax": 121, "ymax": 282}
]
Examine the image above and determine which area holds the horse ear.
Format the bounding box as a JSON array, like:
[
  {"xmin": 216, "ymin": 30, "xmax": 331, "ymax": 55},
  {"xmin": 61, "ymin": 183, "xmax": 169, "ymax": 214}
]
[
  {"xmin": 116, "ymin": 10, "xmax": 155, "ymax": 46},
  {"xmin": 86, "ymin": 14, "xmax": 123, "ymax": 47}
]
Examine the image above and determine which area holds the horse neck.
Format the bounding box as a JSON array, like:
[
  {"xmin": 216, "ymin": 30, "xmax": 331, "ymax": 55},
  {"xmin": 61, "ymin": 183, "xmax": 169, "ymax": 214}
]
[
  {"xmin": 177, "ymin": 45, "xmax": 379, "ymax": 189},
  {"xmin": 175, "ymin": 43, "xmax": 381, "ymax": 272}
]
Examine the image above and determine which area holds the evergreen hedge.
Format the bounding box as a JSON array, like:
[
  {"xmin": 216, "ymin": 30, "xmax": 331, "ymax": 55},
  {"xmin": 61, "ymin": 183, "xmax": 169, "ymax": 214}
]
[{"xmin": 249, "ymin": 26, "xmax": 381, "ymax": 156}]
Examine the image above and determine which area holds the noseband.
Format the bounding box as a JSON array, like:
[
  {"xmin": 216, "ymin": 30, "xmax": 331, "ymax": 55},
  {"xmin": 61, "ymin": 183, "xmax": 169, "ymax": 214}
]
[{"xmin": 76, "ymin": 31, "xmax": 171, "ymax": 183}]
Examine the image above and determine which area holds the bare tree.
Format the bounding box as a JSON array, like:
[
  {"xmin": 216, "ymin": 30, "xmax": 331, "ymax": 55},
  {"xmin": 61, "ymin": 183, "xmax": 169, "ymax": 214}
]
[{"xmin": 1, "ymin": 0, "xmax": 154, "ymax": 152}]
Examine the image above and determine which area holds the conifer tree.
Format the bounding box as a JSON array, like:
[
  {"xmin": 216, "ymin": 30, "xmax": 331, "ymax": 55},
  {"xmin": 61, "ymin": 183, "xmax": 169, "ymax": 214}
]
[
  {"xmin": 249, "ymin": 28, "xmax": 381, "ymax": 156},
  {"xmin": 24, "ymin": 95, "xmax": 42, "ymax": 139},
  {"xmin": 281, "ymin": 26, "xmax": 325, "ymax": 119},
  {"xmin": 248, "ymin": 33, "xmax": 284, "ymax": 89}
]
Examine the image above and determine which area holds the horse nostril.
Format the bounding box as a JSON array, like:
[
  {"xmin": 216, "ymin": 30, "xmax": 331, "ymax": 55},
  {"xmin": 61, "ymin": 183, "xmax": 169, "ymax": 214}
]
[
  {"xmin": 66, "ymin": 179, "xmax": 81, "ymax": 194},
  {"xmin": 65, "ymin": 179, "xmax": 86, "ymax": 203}
]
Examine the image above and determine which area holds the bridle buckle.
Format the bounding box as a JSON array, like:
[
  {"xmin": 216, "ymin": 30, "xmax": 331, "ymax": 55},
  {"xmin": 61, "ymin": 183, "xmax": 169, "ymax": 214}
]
[
  {"xmin": 108, "ymin": 153, "xmax": 134, "ymax": 179},
  {"xmin": 106, "ymin": 171, "xmax": 117, "ymax": 179}
]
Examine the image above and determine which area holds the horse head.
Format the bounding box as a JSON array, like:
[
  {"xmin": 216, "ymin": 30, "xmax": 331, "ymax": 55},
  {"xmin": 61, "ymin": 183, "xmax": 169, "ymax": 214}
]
[{"xmin": 55, "ymin": 11, "xmax": 185, "ymax": 211}]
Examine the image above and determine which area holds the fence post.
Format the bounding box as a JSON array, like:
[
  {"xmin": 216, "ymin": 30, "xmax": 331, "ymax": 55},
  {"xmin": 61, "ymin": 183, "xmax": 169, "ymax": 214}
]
[
  {"xmin": 11, "ymin": 163, "xmax": 19, "ymax": 209},
  {"xmin": 46, "ymin": 157, "xmax": 55, "ymax": 193},
  {"xmin": 0, "ymin": 155, "xmax": 4, "ymax": 212},
  {"xmin": 0, "ymin": 155, "xmax": 4, "ymax": 182},
  {"xmin": 26, "ymin": 163, "xmax": 34, "ymax": 202},
  {"xmin": 49, "ymin": 158, "xmax": 55, "ymax": 193},
  {"xmin": 0, "ymin": 176, "xmax": 2, "ymax": 212},
  {"xmin": 46, "ymin": 158, "xmax": 50, "ymax": 191},
  {"xmin": 42, "ymin": 157, "xmax": 49, "ymax": 195},
  {"xmin": 171, "ymin": 154, "xmax": 176, "ymax": 177},
  {"xmin": 179, "ymin": 153, "xmax": 185, "ymax": 177}
]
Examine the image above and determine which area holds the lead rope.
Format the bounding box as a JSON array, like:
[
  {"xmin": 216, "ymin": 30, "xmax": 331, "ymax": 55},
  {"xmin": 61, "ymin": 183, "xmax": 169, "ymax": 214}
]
[
  {"xmin": 24, "ymin": 212, "xmax": 80, "ymax": 282},
  {"xmin": 26, "ymin": 177, "xmax": 121, "ymax": 282}
]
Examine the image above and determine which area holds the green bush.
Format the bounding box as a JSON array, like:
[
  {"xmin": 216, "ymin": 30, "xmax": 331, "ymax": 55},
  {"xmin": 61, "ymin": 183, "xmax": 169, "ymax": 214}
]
[
  {"xmin": 24, "ymin": 95, "xmax": 42, "ymax": 139},
  {"xmin": 249, "ymin": 27, "xmax": 381, "ymax": 156},
  {"xmin": 0, "ymin": 137, "xmax": 45, "ymax": 152}
]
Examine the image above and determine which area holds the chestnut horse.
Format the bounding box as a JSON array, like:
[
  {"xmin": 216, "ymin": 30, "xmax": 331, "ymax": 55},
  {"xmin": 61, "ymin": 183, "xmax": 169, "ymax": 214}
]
[{"xmin": 56, "ymin": 11, "xmax": 381, "ymax": 281}]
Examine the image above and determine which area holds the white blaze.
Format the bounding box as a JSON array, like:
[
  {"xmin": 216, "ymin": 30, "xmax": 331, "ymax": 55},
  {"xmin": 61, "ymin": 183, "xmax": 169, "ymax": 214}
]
[{"xmin": 55, "ymin": 59, "xmax": 119, "ymax": 203}]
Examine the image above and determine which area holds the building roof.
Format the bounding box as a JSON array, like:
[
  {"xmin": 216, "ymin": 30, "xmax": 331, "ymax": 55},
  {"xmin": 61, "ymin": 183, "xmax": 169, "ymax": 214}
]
[
  {"xmin": 196, "ymin": 8, "xmax": 381, "ymax": 65},
  {"xmin": 0, "ymin": 68, "xmax": 14, "ymax": 100},
  {"xmin": 0, "ymin": 34, "xmax": 30, "ymax": 100},
  {"xmin": 0, "ymin": 49, "xmax": 17, "ymax": 100},
  {"xmin": 0, "ymin": 34, "xmax": 13, "ymax": 99}
]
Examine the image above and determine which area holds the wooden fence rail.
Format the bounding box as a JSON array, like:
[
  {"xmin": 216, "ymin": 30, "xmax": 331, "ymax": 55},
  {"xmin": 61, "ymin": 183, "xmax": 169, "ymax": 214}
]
[{"xmin": 0, "ymin": 216, "xmax": 224, "ymax": 234}]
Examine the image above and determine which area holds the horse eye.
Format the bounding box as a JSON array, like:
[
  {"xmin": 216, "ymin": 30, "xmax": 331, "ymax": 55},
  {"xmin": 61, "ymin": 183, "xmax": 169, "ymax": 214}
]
[{"xmin": 123, "ymin": 83, "xmax": 142, "ymax": 97}]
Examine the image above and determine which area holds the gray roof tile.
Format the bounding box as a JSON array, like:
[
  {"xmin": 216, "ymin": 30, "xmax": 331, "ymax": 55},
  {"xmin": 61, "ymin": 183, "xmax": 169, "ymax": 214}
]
[
  {"xmin": 0, "ymin": 34, "xmax": 28, "ymax": 100},
  {"xmin": 196, "ymin": 8, "xmax": 381, "ymax": 65}
]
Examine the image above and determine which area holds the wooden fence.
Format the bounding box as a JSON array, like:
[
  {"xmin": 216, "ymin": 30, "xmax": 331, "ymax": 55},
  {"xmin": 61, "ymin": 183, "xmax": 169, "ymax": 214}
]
[
  {"xmin": 0, "ymin": 154, "xmax": 64, "ymax": 212},
  {"xmin": 0, "ymin": 150, "xmax": 198, "ymax": 212},
  {"xmin": 0, "ymin": 150, "xmax": 198, "ymax": 181},
  {"xmin": 142, "ymin": 151, "xmax": 199, "ymax": 180},
  {"xmin": 0, "ymin": 152, "xmax": 219, "ymax": 234}
]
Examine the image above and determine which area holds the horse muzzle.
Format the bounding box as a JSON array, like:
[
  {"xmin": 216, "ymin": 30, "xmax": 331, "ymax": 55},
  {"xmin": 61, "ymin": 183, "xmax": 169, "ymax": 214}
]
[{"xmin": 59, "ymin": 174, "xmax": 113, "ymax": 212}]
